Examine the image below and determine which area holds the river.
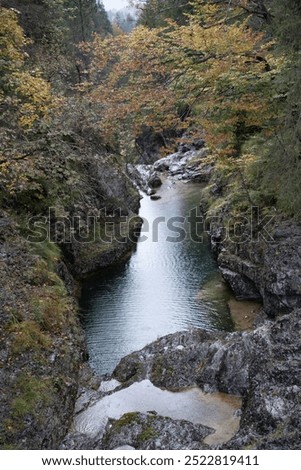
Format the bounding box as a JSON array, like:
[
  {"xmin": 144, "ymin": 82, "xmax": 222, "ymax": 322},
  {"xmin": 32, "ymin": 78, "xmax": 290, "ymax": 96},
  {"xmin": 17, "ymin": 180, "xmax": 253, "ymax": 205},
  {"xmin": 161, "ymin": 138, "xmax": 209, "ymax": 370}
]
[{"xmin": 80, "ymin": 179, "xmax": 234, "ymax": 375}]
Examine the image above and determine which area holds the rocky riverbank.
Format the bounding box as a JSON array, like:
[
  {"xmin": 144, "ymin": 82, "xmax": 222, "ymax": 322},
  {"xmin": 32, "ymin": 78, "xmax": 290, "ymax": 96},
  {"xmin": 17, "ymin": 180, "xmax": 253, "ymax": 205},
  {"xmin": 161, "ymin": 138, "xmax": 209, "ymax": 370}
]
[
  {"xmin": 0, "ymin": 153, "xmax": 141, "ymax": 449},
  {"xmin": 2, "ymin": 141, "xmax": 300, "ymax": 450},
  {"xmin": 131, "ymin": 140, "xmax": 301, "ymax": 318},
  {"xmin": 63, "ymin": 307, "xmax": 300, "ymax": 450},
  {"xmin": 127, "ymin": 139, "xmax": 214, "ymax": 195},
  {"xmin": 61, "ymin": 143, "xmax": 301, "ymax": 450}
]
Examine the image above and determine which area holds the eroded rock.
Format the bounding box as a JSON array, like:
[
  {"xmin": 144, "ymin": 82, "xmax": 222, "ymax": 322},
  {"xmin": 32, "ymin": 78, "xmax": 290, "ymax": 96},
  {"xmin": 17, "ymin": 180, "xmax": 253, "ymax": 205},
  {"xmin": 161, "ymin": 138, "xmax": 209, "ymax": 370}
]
[
  {"xmin": 148, "ymin": 173, "xmax": 163, "ymax": 188},
  {"xmin": 110, "ymin": 310, "xmax": 301, "ymax": 449},
  {"xmin": 102, "ymin": 412, "xmax": 213, "ymax": 450}
]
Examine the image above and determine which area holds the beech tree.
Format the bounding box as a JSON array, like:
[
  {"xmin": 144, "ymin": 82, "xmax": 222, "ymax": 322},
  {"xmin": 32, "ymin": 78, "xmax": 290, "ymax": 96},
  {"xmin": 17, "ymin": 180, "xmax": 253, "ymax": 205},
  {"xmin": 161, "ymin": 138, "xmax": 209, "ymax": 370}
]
[
  {"xmin": 0, "ymin": 7, "xmax": 55, "ymax": 193},
  {"xmin": 85, "ymin": 0, "xmax": 280, "ymax": 155},
  {"xmin": 0, "ymin": 8, "xmax": 53, "ymax": 130},
  {"xmin": 0, "ymin": 7, "xmax": 101, "ymax": 200}
]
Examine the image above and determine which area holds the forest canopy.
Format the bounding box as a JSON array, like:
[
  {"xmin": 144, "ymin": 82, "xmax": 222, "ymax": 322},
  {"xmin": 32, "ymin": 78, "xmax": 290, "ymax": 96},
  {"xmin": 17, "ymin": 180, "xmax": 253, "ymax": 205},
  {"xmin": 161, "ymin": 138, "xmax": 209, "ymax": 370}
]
[
  {"xmin": 85, "ymin": 1, "xmax": 280, "ymax": 155},
  {"xmin": 1, "ymin": 0, "xmax": 301, "ymax": 217}
]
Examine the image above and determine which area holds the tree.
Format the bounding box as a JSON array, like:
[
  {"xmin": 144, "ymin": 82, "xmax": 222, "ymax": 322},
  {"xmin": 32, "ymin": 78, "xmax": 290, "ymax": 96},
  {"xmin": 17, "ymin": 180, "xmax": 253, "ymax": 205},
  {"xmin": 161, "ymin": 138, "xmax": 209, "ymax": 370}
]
[
  {"xmin": 134, "ymin": 0, "xmax": 194, "ymax": 28},
  {"xmin": 112, "ymin": 10, "xmax": 137, "ymax": 33},
  {"xmin": 2, "ymin": 1, "xmax": 112, "ymax": 86},
  {"xmin": 85, "ymin": 0, "xmax": 278, "ymax": 155},
  {"xmin": 66, "ymin": 0, "xmax": 112, "ymax": 43},
  {"xmin": 252, "ymin": 0, "xmax": 301, "ymax": 217},
  {"xmin": 134, "ymin": 0, "xmax": 271, "ymax": 29},
  {"xmin": 2, "ymin": 1, "xmax": 69, "ymax": 49},
  {"xmin": 0, "ymin": 6, "xmax": 103, "ymax": 203},
  {"xmin": 0, "ymin": 6, "xmax": 56, "ymax": 198},
  {"xmin": 0, "ymin": 7, "xmax": 53, "ymax": 130}
]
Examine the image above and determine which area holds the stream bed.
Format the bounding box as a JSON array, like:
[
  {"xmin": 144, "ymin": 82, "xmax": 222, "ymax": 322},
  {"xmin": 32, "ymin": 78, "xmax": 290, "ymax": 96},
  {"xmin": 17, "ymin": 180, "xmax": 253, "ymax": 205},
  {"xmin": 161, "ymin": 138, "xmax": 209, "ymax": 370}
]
[
  {"xmin": 73, "ymin": 379, "xmax": 242, "ymax": 446},
  {"xmin": 80, "ymin": 180, "xmax": 235, "ymax": 376}
]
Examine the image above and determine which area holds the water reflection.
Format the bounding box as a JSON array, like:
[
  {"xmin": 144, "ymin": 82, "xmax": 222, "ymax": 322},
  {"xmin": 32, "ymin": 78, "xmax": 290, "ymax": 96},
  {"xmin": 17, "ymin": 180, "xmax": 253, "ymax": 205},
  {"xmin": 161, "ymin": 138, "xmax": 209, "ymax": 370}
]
[
  {"xmin": 80, "ymin": 181, "xmax": 234, "ymax": 375},
  {"xmin": 73, "ymin": 379, "xmax": 242, "ymax": 446}
]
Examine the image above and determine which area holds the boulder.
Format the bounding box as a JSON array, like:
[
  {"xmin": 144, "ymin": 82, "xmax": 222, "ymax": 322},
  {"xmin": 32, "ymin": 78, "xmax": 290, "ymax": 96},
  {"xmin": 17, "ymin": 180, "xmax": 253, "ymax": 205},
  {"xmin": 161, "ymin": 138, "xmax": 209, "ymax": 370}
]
[
  {"xmin": 148, "ymin": 172, "xmax": 163, "ymax": 189},
  {"xmin": 102, "ymin": 412, "xmax": 212, "ymax": 450}
]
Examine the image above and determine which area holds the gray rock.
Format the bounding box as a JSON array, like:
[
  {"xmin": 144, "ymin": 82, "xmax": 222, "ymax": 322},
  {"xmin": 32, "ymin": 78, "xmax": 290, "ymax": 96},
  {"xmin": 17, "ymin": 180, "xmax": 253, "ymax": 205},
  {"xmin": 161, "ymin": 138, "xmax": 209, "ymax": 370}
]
[
  {"xmin": 113, "ymin": 329, "xmax": 221, "ymax": 390},
  {"xmin": 153, "ymin": 156, "xmax": 173, "ymax": 172},
  {"xmin": 146, "ymin": 188, "xmax": 156, "ymax": 196},
  {"xmin": 202, "ymin": 188, "xmax": 301, "ymax": 317},
  {"xmin": 60, "ymin": 432, "xmax": 102, "ymax": 450},
  {"xmin": 133, "ymin": 144, "xmax": 212, "ymax": 192},
  {"xmin": 102, "ymin": 412, "xmax": 213, "ymax": 450},
  {"xmin": 110, "ymin": 309, "xmax": 301, "ymax": 450},
  {"xmin": 219, "ymin": 267, "xmax": 262, "ymax": 300},
  {"xmin": 178, "ymin": 139, "xmax": 205, "ymax": 153},
  {"xmin": 127, "ymin": 164, "xmax": 152, "ymax": 192},
  {"xmin": 90, "ymin": 155, "xmax": 140, "ymax": 215},
  {"xmin": 148, "ymin": 172, "xmax": 163, "ymax": 189}
]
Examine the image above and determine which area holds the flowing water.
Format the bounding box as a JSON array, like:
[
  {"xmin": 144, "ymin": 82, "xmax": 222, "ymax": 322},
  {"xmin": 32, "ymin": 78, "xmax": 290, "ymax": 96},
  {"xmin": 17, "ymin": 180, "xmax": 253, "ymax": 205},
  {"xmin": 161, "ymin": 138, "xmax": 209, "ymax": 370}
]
[{"xmin": 80, "ymin": 180, "xmax": 234, "ymax": 375}]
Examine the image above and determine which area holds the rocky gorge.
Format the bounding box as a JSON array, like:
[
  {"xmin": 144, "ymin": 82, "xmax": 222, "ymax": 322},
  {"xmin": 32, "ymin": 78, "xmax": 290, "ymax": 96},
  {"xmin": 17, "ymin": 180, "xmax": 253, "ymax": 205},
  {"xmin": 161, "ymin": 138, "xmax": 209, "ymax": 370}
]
[
  {"xmin": 63, "ymin": 142, "xmax": 301, "ymax": 450},
  {"xmin": 0, "ymin": 152, "xmax": 141, "ymax": 449},
  {"xmin": 1, "ymin": 141, "xmax": 301, "ymax": 450},
  {"xmin": 1, "ymin": 0, "xmax": 301, "ymax": 454}
]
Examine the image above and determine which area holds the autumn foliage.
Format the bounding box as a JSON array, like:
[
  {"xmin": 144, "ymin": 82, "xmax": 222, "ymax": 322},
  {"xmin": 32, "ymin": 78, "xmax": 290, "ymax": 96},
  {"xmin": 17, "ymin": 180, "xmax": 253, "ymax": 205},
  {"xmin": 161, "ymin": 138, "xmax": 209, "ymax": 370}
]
[
  {"xmin": 84, "ymin": 1, "xmax": 281, "ymax": 156},
  {"xmin": 0, "ymin": 8, "xmax": 54, "ymax": 129},
  {"xmin": 1, "ymin": 0, "xmax": 300, "ymax": 217}
]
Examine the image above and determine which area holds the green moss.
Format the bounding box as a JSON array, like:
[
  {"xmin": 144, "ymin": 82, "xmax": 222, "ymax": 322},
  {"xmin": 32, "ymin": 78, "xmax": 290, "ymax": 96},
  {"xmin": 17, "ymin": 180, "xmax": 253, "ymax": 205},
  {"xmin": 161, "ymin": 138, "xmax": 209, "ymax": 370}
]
[
  {"xmin": 11, "ymin": 373, "xmax": 52, "ymax": 421},
  {"xmin": 79, "ymin": 240, "xmax": 114, "ymax": 262},
  {"xmin": 151, "ymin": 358, "xmax": 165, "ymax": 381},
  {"xmin": 30, "ymin": 241, "xmax": 61, "ymax": 271},
  {"xmin": 113, "ymin": 412, "xmax": 141, "ymax": 431},
  {"xmin": 10, "ymin": 320, "xmax": 51, "ymax": 356},
  {"xmin": 137, "ymin": 416, "xmax": 158, "ymax": 444},
  {"xmin": 31, "ymin": 287, "xmax": 73, "ymax": 334},
  {"xmin": 151, "ymin": 357, "xmax": 174, "ymax": 383},
  {"xmin": 137, "ymin": 426, "xmax": 158, "ymax": 443},
  {"xmin": 8, "ymin": 308, "xmax": 24, "ymax": 325},
  {"xmin": 1, "ymin": 444, "xmax": 20, "ymax": 450},
  {"xmin": 26, "ymin": 258, "xmax": 64, "ymax": 287}
]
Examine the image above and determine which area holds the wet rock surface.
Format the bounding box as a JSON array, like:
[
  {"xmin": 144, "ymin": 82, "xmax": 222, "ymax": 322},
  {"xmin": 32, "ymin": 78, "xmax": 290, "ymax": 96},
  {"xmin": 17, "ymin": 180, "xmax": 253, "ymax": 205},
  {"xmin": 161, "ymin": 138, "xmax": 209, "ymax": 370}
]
[
  {"xmin": 111, "ymin": 310, "xmax": 301, "ymax": 449},
  {"xmin": 127, "ymin": 140, "xmax": 214, "ymax": 197},
  {"xmin": 148, "ymin": 172, "xmax": 163, "ymax": 189},
  {"xmin": 63, "ymin": 307, "xmax": 301, "ymax": 450},
  {"xmin": 62, "ymin": 155, "xmax": 142, "ymax": 279},
  {"xmin": 210, "ymin": 218, "xmax": 301, "ymax": 316},
  {"xmin": 102, "ymin": 413, "xmax": 212, "ymax": 450},
  {"xmin": 62, "ymin": 413, "xmax": 212, "ymax": 451},
  {"xmin": 112, "ymin": 329, "xmax": 222, "ymax": 390}
]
